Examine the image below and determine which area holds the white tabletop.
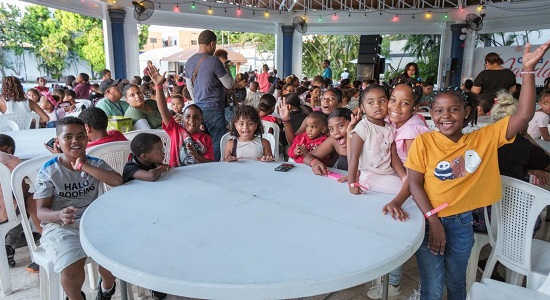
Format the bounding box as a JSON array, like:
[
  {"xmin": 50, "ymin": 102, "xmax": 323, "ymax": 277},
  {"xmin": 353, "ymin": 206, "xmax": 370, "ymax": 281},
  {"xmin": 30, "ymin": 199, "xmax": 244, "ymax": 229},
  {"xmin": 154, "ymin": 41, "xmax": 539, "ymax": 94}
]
[
  {"xmin": 536, "ymin": 139, "xmax": 550, "ymax": 152},
  {"xmin": 80, "ymin": 161, "xmax": 424, "ymax": 299},
  {"xmin": 5, "ymin": 128, "xmax": 56, "ymax": 160}
]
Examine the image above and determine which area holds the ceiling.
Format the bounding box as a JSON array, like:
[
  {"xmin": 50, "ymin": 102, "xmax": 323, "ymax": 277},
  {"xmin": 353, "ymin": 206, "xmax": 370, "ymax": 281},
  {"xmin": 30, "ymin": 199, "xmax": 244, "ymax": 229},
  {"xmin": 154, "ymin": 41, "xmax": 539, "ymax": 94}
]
[{"xmin": 23, "ymin": 0, "xmax": 550, "ymax": 35}]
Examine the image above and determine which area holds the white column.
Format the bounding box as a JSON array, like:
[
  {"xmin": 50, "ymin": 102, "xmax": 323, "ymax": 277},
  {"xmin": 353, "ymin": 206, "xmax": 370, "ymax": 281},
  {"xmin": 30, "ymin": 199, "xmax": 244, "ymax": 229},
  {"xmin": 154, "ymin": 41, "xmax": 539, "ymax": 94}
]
[
  {"xmin": 102, "ymin": 3, "xmax": 115, "ymax": 75},
  {"xmin": 292, "ymin": 31, "xmax": 302, "ymax": 77},
  {"xmin": 274, "ymin": 23, "xmax": 284, "ymax": 72},
  {"xmin": 437, "ymin": 23, "xmax": 452, "ymax": 88},
  {"xmin": 462, "ymin": 28, "xmax": 477, "ymax": 80},
  {"xmin": 123, "ymin": 7, "xmax": 140, "ymax": 79}
]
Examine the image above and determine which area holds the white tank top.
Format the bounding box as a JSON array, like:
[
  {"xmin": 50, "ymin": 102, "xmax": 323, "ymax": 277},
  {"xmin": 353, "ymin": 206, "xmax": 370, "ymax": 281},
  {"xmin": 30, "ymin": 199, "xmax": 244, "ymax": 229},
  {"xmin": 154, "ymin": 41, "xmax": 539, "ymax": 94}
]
[
  {"xmin": 235, "ymin": 136, "xmax": 264, "ymax": 160},
  {"xmin": 5, "ymin": 99, "xmax": 31, "ymax": 114}
]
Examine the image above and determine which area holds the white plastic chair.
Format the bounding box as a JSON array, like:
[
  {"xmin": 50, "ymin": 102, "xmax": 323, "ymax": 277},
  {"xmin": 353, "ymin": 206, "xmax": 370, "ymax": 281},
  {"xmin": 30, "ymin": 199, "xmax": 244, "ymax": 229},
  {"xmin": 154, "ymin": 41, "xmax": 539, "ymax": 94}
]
[
  {"xmin": 425, "ymin": 119, "xmax": 439, "ymax": 131},
  {"xmin": 482, "ymin": 175, "xmax": 550, "ymax": 290},
  {"xmin": 87, "ymin": 141, "xmax": 131, "ymax": 191},
  {"xmin": 466, "ymin": 206, "xmax": 497, "ymax": 291},
  {"xmin": 0, "ymin": 112, "xmax": 40, "ymax": 129},
  {"xmin": 0, "ymin": 163, "xmax": 21, "ymax": 295},
  {"xmin": 468, "ymin": 274, "xmax": 550, "ymax": 300},
  {"xmin": 220, "ymin": 133, "xmax": 277, "ymax": 160},
  {"xmin": 0, "ymin": 119, "xmax": 20, "ymax": 132},
  {"xmin": 124, "ymin": 129, "xmax": 171, "ymax": 165},
  {"xmin": 75, "ymin": 99, "xmax": 92, "ymax": 109},
  {"xmin": 11, "ymin": 154, "xmax": 98, "ymax": 300},
  {"xmin": 262, "ymin": 120, "xmax": 281, "ymax": 161}
]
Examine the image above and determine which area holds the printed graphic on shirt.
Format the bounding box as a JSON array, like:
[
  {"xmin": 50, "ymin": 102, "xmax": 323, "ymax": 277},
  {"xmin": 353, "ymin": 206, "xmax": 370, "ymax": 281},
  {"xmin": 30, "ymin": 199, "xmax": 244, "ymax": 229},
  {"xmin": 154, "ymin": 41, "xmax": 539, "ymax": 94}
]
[
  {"xmin": 35, "ymin": 178, "xmax": 47, "ymax": 194},
  {"xmin": 434, "ymin": 149, "xmax": 482, "ymax": 181},
  {"xmin": 179, "ymin": 137, "xmax": 206, "ymax": 166}
]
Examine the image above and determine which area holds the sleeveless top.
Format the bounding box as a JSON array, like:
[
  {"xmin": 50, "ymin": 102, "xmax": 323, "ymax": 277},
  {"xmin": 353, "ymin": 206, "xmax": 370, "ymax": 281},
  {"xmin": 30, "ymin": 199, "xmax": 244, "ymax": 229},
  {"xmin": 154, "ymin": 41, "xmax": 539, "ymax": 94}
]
[
  {"xmin": 5, "ymin": 99, "xmax": 31, "ymax": 114},
  {"xmin": 336, "ymin": 155, "xmax": 348, "ymax": 171},
  {"xmin": 232, "ymin": 136, "xmax": 264, "ymax": 160}
]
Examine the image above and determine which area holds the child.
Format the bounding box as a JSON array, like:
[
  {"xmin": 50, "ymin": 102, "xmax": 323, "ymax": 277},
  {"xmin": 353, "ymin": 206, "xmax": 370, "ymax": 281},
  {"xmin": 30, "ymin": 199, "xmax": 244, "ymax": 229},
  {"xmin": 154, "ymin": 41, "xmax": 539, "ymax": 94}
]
[
  {"xmin": 304, "ymin": 108, "xmax": 354, "ymax": 173},
  {"xmin": 224, "ymin": 105, "xmax": 274, "ymax": 162},
  {"xmin": 35, "ymin": 77, "xmax": 49, "ymax": 93},
  {"xmin": 35, "ymin": 116, "xmax": 123, "ymax": 300},
  {"xmin": 405, "ymin": 42, "xmax": 550, "ymax": 300},
  {"xmin": 169, "ymin": 95, "xmax": 185, "ymax": 118},
  {"xmin": 347, "ymin": 85, "xmax": 407, "ymax": 195},
  {"xmin": 73, "ymin": 72, "xmax": 91, "ymax": 99},
  {"xmin": 288, "ymin": 111, "xmax": 327, "ymax": 164},
  {"xmin": 527, "ymin": 89, "xmax": 550, "ymax": 140},
  {"xmin": 62, "ymin": 90, "xmax": 78, "ymax": 113},
  {"xmin": 39, "ymin": 92, "xmax": 66, "ymax": 128},
  {"xmin": 149, "ymin": 66, "xmax": 214, "ymax": 167},
  {"xmin": 258, "ymin": 94, "xmax": 279, "ymax": 124},
  {"xmin": 122, "ymin": 133, "xmax": 170, "ymax": 300},
  {"xmin": 123, "ymin": 133, "xmax": 171, "ymax": 183},
  {"xmin": 0, "ymin": 134, "xmax": 42, "ymax": 272},
  {"xmin": 27, "ymin": 88, "xmax": 42, "ymax": 103},
  {"xmin": 366, "ymin": 81, "xmax": 429, "ymax": 299}
]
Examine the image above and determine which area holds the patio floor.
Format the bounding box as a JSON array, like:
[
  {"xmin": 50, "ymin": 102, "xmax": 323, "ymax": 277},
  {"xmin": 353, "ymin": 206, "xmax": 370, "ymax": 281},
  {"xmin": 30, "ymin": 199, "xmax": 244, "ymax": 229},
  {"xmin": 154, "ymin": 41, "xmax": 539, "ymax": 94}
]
[{"xmin": 4, "ymin": 213, "xmax": 550, "ymax": 300}]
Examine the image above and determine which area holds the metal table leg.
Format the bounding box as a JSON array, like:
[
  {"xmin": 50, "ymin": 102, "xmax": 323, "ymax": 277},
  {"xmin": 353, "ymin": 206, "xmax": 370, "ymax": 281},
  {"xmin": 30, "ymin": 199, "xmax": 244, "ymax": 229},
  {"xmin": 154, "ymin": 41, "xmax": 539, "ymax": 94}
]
[
  {"xmin": 382, "ymin": 273, "xmax": 389, "ymax": 300},
  {"xmin": 120, "ymin": 280, "xmax": 128, "ymax": 300}
]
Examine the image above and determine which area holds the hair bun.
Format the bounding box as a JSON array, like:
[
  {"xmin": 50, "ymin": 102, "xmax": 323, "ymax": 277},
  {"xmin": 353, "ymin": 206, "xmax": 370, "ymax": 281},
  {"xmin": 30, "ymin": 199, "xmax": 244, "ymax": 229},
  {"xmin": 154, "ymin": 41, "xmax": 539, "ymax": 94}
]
[{"xmin": 495, "ymin": 90, "xmax": 517, "ymax": 107}]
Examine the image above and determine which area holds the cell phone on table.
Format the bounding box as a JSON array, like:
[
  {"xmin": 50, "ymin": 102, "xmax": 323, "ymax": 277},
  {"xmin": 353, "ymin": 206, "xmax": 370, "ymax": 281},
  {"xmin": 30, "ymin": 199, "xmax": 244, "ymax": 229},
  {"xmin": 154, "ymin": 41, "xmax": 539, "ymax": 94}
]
[{"xmin": 275, "ymin": 163, "xmax": 294, "ymax": 172}]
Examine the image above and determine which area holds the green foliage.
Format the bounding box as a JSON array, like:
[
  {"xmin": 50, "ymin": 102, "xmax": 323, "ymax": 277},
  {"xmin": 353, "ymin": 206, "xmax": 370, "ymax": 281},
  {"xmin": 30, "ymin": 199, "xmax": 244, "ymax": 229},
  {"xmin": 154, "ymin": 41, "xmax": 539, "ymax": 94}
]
[
  {"xmin": 138, "ymin": 24, "xmax": 150, "ymax": 50},
  {"xmin": 0, "ymin": 3, "xmax": 26, "ymax": 76},
  {"xmin": 302, "ymin": 35, "xmax": 359, "ymax": 81},
  {"xmin": 211, "ymin": 31, "xmax": 275, "ymax": 65}
]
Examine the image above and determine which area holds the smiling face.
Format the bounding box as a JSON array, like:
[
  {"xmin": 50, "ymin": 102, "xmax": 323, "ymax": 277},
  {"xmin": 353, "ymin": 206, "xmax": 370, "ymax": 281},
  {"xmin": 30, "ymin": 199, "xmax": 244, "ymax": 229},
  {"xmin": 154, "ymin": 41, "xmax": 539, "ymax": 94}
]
[
  {"xmin": 305, "ymin": 117, "xmax": 325, "ymax": 140},
  {"xmin": 328, "ymin": 117, "xmax": 350, "ymax": 149},
  {"xmin": 540, "ymin": 95, "xmax": 550, "ymax": 114},
  {"xmin": 431, "ymin": 93, "xmax": 471, "ymax": 142},
  {"xmin": 125, "ymin": 86, "xmax": 145, "ymax": 108},
  {"xmin": 388, "ymin": 85, "xmax": 415, "ymax": 128},
  {"xmin": 361, "ymin": 88, "xmax": 388, "ymax": 125},
  {"xmin": 320, "ymin": 90, "xmax": 341, "ymax": 115},
  {"xmin": 56, "ymin": 124, "xmax": 88, "ymax": 160},
  {"xmin": 183, "ymin": 106, "xmax": 203, "ymax": 133},
  {"xmin": 27, "ymin": 90, "xmax": 41, "ymax": 102},
  {"xmin": 143, "ymin": 140, "xmax": 165, "ymax": 165},
  {"xmin": 234, "ymin": 116, "xmax": 257, "ymax": 140}
]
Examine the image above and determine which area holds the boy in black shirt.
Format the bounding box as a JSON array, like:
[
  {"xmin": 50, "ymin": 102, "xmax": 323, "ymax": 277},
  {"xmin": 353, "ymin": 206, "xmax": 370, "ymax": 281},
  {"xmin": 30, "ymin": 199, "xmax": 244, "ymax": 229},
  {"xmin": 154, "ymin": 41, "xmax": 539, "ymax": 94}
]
[{"xmin": 123, "ymin": 133, "xmax": 170, "ymax": 183}]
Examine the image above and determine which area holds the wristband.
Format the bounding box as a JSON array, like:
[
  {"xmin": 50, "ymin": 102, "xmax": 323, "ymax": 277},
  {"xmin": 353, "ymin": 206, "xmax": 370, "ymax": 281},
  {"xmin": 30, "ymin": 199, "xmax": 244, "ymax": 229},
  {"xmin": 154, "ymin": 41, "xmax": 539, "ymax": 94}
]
[
  {"xmin": 349, "ymin": 182, "xmax": 369, "ymax": 190},
  {"xmin": 424, "ymin": 203, "xmax": 449, "ymax": 219},
  {"xmin": 75, "ymin": 161, "xmax": 84, "ymax": 171},
  {"xmin": 155, "ymin": 85, "xmax": 164, "ymax": 89},
  {"xmin": 282, "ymin": 119, "xmax": 290, "ymax": 124},
  {"xmin": 520, "ymin": 70, "xmax": 536, "ymax": 75},
  {"xmin": 310, "ymin": 158, "xmax": 319, "ymax": 164}
]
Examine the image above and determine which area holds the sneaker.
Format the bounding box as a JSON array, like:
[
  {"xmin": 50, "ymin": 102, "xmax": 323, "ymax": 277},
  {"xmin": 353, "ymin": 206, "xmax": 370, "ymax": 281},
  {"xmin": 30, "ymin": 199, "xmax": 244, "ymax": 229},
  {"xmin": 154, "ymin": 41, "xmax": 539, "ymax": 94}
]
[
  {"xmin": 366, "ymin": 283, "xmax": 401, "ymax": 299},
  {"xmin": 151, "ymin": 290, "xmax": 167, "ymax": 300},
  {"xmin": 5, "ymin": 245, "xmax": 15, "ymax": 268},
  {"xmin": 96, "ymin": 280, "xmax": 116, "ymax": 300},
  {"xmin": 406, "ymin": 289, "xmax": 421, "ymax": 300},
  {"xmin": 26, "ymin": 262, "xmax": 39, "ymax": 273}
]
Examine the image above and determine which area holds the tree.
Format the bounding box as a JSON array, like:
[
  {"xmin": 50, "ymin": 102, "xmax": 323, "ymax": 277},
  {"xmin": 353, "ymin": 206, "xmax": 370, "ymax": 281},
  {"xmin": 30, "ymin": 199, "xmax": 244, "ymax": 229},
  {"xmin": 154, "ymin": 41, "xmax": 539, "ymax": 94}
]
[
  {"xmin": 0, "ymin": 3, "xmax": 26, "ymax": 77},
  {"xmin": 138, "ymin": 24, "xmax": 150, "ymax": 50},
  {"xmin": 302, "ymin": 35, "xmax": 359, "ymax": 80},
  {"xmin": 397, "ymin": 34, "xmax": 441, "ymax": 83}
]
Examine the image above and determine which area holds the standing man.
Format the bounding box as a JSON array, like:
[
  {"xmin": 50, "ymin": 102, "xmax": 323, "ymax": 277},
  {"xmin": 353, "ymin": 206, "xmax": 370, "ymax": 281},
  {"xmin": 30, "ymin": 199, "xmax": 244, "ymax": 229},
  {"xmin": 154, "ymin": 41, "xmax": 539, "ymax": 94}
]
[
  {"xmin": 340, "ymin": 68, "xmax": 349, "ymax": 81},
  {"xmin": 322, "ymin": 59, "xmax": 332, "ymax": 80},
  {"xmin": 185, "ymin": 30, "xmax": 233, "ymax": 161}
]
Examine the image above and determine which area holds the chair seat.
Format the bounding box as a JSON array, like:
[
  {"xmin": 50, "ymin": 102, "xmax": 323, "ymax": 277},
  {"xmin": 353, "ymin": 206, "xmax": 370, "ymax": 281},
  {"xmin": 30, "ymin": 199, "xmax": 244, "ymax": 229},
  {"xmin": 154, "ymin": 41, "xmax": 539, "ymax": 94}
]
[
  {"xmin": 469, "ymin": 280, "xmax": 550, "ymax": 300},
  {"xmin": 530, "ymin": 239, "xmax": 550, "ymax": 289}
]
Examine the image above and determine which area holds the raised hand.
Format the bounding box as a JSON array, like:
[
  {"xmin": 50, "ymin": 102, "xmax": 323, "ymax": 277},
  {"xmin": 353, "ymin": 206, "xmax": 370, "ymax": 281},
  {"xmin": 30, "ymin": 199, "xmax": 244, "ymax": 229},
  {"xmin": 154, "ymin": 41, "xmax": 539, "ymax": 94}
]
[
  {"xmin": 522, "ymin": 40, "xmax": 550, "ymax": 70},
  {"xmin": 148, "ymin": 65, "xmax": 167, "ymax": 86},
  {"xmin": 347, "ymin": 109, "xmax": 363, "ymax": 133}
]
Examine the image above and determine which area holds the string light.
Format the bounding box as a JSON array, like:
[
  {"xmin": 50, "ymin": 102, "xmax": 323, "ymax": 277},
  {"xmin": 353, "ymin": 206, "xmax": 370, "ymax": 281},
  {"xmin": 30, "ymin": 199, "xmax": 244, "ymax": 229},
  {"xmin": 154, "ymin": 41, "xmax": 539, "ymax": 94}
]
[
  {"xmin": 364, "ymin": 11, "xmax": 367, "ymax": 18},
  {"xmin": 477, "ymin": 4, "xmax": 483, "ymax": 11},
  {"xmin": 253, "ymin": 10, "xmax": 255, "ymax": 15},
  {"xmin": 265, "ymin": 10, "xmax": 269, "ymax": 17},
  {"xmin": 412, "ymin": 14, "xmax": 415, "ymax": 19},
  {"xmin": 173, "ymin": 3, "xmax": 180, "ymax": 12},
  {"xmin": 191, "ymin": 2, "xmax": 195, "ymax": 9},
  {"xmin": 445, "ymin": 12, "xmax": 448, "ymax": 18},
  {"xmin": 208, "ymin": 6, "xmax": 212, "ymax": 14},
  {"xmin": 158, "ymin": 3, "xmax": 160, "ymax": 9},
  {"xmin": 426, "ymin": 11, "xmax": 431, "ymax": 18},
  {"xmin": 379, "ymin": 11, "xmax": 382, "ymax": 16},
  {"xmin": 392, "ymin": 14, "xmax": 399, "ymax": 22},
  {"xmin": 348, "ymin": 11, "xmax": 351, "ymax": 17},
  {"xmin": 318, "ymin": 15, "xmax": 322, "ymax": 21},
  {"xmin": 224, "ymin": 7, "xmax": 226, "ymax": 13}
]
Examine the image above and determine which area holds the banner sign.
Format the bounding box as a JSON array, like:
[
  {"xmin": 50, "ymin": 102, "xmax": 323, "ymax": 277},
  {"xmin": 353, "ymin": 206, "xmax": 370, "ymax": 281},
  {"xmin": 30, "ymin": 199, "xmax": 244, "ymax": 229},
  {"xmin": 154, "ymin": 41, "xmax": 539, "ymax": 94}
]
[{"xmin": 473, "ymin": 44, "xmax": 550, "ymax": 86}]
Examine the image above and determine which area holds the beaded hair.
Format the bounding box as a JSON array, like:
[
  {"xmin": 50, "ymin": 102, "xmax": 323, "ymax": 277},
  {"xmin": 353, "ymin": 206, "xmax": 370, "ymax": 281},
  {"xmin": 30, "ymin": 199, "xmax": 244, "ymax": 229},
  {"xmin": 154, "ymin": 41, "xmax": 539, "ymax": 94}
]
[
  {"xmin": 359, "ymin": 84, "xmax": 389, "ymax": 105},
  {"xmin": 390, "ymin": 78, "xmax": 423, "ymax": 105},
  {"xmin": 430, "ymin": 87, "xmax": 479, "ymax": 128}
]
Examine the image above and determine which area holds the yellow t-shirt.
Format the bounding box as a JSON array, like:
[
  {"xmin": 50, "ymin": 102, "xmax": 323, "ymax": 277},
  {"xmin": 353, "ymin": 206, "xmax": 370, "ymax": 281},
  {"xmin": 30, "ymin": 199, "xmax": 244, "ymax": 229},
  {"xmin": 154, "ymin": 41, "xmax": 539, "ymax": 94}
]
[{"xmin": 405, "ymin": 116, "xmax": 514, "ymax": 217}]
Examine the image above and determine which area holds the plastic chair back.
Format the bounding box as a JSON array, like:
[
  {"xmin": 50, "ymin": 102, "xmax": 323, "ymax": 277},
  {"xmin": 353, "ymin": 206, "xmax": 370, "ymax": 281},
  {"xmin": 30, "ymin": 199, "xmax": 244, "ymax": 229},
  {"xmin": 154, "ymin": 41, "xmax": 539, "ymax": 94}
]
[
  {"xmin": 482, "ymin": 175, "xmax": 550, "ymax": 289},
  {"xmin": 87, "ymin": 141, "xmax": 131, "ymax": 191},
  {"xmin": 263, "ymin": 132, "xmax": 277, "ymax": 159},
  {"xmin": 124, "ymin": 129, "xmax": 171, "ymax": 164},
  {"xmin": 0, "ymin": 112, "xmax": 39, "ymax": 129},
  {"xmin": 0, "ymin": 163, "xmax": 21, "ymax": 295},
  {"xmin": 0, "ymin": 119, "xmax": 19, "ymax": 132},
  {"xmin": 425, "ymin": 119, "xmax": 439, "ymax": 131},
  {"xmin": 262, "ymin": 120, "xmax": 280, "ymax": 161},
  {"xmin": 75, "ymin": 99, "xmax": 92, "ymax": 109},
  {"xmin": 11, "ymin": 154, "xmax": 62, "ymax": 300}
]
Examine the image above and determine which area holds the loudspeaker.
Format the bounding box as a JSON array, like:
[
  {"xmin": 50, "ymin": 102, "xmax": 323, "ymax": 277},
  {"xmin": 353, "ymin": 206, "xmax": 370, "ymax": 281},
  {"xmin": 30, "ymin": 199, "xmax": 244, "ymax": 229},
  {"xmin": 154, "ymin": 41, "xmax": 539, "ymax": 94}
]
[
  {"xmin": 360, "ymin": 35, "xmax": 383, "ymax": 45},
  {"xmin": 358, "ymin": 53, "xmax": 379, "ymax": 64},
  {"xmin": 356, "ymin": 64, "xmax": 379, "ymax": 81},
  {"xmin": 358, "ymin": 44, "xmax": 381, "ymax": 54},
  {"xmin": 378, "ymin": 58, "xmax": 386, "ymax": 74}
]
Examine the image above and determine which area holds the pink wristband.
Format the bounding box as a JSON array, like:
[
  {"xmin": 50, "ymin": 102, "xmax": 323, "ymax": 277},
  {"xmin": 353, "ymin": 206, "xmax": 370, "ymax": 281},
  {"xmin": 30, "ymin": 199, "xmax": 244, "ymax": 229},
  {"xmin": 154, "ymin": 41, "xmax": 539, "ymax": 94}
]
[
  {"xmin": 155, "ymin": 85, "xmax": 164, "ymax": 89},
  {"xmin": 424, "ymin": 203, "xmax": 449, "ymax": 219},
  {"xmin": 76, "ymin": 161, "xmax": 84, "ymax": 171},
  {"xmin": 349, "ymin": 182, "xmax": 369, "ymax": 190}
]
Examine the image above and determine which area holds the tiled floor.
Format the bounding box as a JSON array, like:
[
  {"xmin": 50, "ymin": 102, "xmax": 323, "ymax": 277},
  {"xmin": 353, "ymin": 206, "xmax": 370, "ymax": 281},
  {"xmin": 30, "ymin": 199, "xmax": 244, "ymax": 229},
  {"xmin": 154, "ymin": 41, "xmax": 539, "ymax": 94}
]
[{"xmin": 4, "ymin": 213, "xmax": 550, "ymax": 300}]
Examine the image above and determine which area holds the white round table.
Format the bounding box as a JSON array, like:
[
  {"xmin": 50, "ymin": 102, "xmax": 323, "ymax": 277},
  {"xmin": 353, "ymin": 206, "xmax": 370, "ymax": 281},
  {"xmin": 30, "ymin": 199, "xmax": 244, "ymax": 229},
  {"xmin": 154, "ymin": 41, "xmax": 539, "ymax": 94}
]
[
  {"xmin": 5, "ymin": 128, "xmax": 56, "ymax": 160},
  {"xmin": 80, "ymin": 161, "xmax": 424, "ymax": 299}
]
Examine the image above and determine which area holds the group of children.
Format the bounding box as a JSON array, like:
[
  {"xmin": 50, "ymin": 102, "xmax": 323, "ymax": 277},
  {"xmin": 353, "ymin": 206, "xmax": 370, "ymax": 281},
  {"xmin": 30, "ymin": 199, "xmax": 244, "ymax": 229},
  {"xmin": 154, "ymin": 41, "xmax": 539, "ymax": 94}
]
[{"xmin": 3, "ymin": 41, "xmax": 549, "ymax": 300}]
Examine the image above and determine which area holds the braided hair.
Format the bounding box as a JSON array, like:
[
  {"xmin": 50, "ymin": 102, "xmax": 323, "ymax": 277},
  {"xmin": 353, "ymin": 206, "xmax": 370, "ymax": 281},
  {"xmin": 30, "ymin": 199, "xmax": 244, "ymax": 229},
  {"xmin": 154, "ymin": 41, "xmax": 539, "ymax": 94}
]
[{"xmin": 389, "ymin": 78, "xmax": 423, "ymax": 105}]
